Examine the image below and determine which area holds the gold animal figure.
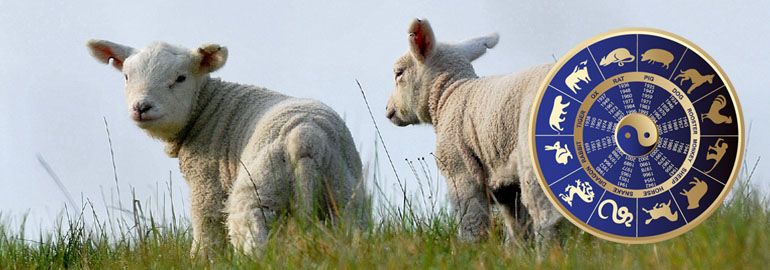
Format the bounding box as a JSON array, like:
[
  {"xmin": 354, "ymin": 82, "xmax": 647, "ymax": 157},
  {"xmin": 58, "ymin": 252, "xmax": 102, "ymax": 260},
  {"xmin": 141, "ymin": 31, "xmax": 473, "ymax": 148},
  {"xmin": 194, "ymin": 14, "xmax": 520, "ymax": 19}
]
[
  {"xmin": 565, "ymin": 60, "xmax": 591, "ymax": 94},
  {"xmin": 544, "ymin": 141, "xmax": 573, "ymax": 165},
  {"xmin": 559, "ymin": 179, "xmax": 594, "ymax": 207},
  {"xmin": 549, "ymin": 95, "xmax": 570, "ymax": 132},
  {"xmin": 641, "ymin": 48, "xmax": 674, "ymax": 69},
  {"xmin": 705, "ymin": 138, "xmax": 729, "ymax": 173},
  {"xmin": 643, "ymin": 200, "xmax": 679, "ymax": 224},
  {"xmin": 680, "ymin": 177, "xmax": 708, "ymax": 209},
  {"xmin": 675, "ymin": 68, "xmax": 714, "ymax": 94},
  {"xmin": 598, "ymin": 199, "xmax": 634, "ymax": 227},
  {"xmin": 600, "ymin": 48, "xmax": 635, "ymax": 67},
  {"xmin": 702, "ymin": 95, "xmax": 733, "ymax": 125}
]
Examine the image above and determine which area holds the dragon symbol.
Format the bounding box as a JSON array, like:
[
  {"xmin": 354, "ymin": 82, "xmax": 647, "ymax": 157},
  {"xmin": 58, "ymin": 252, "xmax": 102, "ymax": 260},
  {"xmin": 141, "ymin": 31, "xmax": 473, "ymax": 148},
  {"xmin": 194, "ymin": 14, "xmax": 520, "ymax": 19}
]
[{"xmin": 559, "ymin": 179, "xmax": 595, "ymax": 207}]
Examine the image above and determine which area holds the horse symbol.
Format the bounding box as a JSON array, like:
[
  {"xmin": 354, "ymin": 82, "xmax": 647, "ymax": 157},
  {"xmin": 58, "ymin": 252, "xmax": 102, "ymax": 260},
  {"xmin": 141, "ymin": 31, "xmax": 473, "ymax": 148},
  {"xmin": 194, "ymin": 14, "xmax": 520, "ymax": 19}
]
[
  {"xmin": 549, "ymin": 95, "xmax": 570, "ymax": 132},
  {"xmin": 598, "ymin": 199, "xmax": 634, "ymax": 227},
  {"xmin": 642, "ymin": 200, "xmax": 679, "ymax": 224},
  {"xmin": 564, "ymin": 60, "xmax": 591, "ymax": 94},
  {"xmin": 559, "ymin": 179, "xmax": 594, "ymax": 206},
  {"xmin": 675, "ymin": 68, "xmax": 715, "ymax": 94}
]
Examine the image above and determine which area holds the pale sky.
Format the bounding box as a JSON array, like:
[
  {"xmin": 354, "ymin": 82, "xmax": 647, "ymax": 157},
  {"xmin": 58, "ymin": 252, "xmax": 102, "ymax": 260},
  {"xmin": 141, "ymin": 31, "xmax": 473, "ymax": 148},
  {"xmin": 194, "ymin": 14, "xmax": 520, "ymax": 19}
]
[{"xmin": 1, "ymin": 1, "xmax": 767, "ymax": 232}]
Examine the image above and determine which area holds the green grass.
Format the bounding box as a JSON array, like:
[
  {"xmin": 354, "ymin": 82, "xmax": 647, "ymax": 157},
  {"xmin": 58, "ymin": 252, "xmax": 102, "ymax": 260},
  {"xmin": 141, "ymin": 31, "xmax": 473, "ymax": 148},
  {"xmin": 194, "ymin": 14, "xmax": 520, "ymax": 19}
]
[
  {"xmin": 2, "ymin": 113, "xmax": 767, "ymax": 268},
  {"xmin": 0, "ymin": 174, "xmax": 768, "ymax": 269}
]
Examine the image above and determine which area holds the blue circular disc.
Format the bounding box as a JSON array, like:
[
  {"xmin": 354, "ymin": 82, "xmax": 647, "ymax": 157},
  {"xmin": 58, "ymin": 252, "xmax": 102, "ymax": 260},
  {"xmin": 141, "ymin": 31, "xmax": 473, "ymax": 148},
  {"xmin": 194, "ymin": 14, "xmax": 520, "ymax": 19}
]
[{"xmin": 530, "ymin": 28, "xmax": 743, "ymax": 243}]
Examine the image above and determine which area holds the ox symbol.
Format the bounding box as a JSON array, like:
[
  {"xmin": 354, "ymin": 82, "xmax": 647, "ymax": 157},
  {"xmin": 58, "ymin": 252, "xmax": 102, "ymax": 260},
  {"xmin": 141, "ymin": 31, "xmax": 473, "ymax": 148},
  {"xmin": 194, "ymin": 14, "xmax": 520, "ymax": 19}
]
[
  {"xmin": 702, "ymin": 95, "xmax": 733, "ymax": 125},
  {"xmin": 598, "ymin": 199, "xmax": 634, "ymax": 227},
  {"xmin": 675, "ymin": 68, "xmax": 715, "ymax": 94},
  {"xmin": 642, "ymin": 200, "xmax": 679, "ymax": 225},
  {"xmin": 549, "ymin": 95, "xmax": 570, "ymax": 133},
  {"xmin": 704, "ymin": 138, "xmax": 729, "ymax": 173},
  {"xmin": 600, "ymin": 48, "xmax": 635, "ymax": 67},
  {"xmin": 641, "ymin": 48, "xmax": 674, "ymax": 69},
  {"xmin": 559, "ymin": 179, "xmax": 594, "ymax": 207},
  {"xmin": 565, "ymin": 60, "xmax": 591, "ymax": 94},
  {"xmin": 680, "ymin": 177, "xmax": 708, "ymax": 210},
  {"xmin": 544, "ymin": 141, "xmax": 573, "ymax": 165}
]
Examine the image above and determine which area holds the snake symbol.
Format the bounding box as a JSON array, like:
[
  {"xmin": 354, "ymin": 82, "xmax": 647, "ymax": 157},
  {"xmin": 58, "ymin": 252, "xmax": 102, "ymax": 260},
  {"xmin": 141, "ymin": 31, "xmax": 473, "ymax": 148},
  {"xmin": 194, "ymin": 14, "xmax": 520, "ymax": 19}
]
[{"xmin": 598, "ymin": 199, "xmax": 634, "ymax": 227}]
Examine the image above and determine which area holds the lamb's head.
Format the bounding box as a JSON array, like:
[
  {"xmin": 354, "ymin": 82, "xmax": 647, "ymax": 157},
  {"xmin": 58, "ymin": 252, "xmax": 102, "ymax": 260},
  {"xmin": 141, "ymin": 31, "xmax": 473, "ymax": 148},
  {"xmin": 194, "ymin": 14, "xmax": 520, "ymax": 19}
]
[
  {"xmin": 87, "ymin": 40, "xmax": 228, "ymax": 140},
  {"xmin": 386, "ymin": 18, "xmax": 499, "ymax": 126}
]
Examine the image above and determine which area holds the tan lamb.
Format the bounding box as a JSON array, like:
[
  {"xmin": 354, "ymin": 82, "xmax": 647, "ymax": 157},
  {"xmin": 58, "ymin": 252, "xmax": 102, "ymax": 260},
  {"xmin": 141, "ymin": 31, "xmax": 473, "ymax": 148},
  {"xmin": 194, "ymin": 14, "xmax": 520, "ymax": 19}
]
[{"xmin": 385, "ymin": 19, "xmax": 562, "ymax": 243}]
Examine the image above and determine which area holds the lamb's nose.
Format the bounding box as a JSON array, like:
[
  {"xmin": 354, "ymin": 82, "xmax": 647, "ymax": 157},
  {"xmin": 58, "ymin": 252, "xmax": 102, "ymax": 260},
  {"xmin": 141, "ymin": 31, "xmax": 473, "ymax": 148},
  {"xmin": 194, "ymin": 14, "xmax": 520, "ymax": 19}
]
[
  {"xmin": 135, "ymin": 103, "xmax": 153, "ymax": 114},
  {"xmin": 133, "ymin": 102, "xmax": 154, "ymax": 121},
  {"xmin": 386, "ymin": 108, "xmax": 395, "ymax": 119}
]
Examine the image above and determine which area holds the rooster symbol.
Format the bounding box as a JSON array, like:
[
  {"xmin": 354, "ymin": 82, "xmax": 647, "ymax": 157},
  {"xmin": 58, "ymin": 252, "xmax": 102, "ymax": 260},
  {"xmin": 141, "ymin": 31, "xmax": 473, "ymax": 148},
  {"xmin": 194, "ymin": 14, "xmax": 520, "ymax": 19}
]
[{"xmin": 702, "ymin": 95, "xmax": 733, "ymax": 125}]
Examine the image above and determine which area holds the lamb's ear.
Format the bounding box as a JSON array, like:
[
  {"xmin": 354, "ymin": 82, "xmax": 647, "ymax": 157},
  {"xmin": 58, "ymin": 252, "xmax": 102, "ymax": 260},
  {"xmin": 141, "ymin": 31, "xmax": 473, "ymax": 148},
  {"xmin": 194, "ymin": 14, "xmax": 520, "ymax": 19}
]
[
  {"xmin": 86, "ymin": 39, "xmax": 135, "ymax": 71},
  {"xmin": 455, "ymin": 33, "xmax": 499, "ymax": 62},
  {"xmin": 408, "ymin": 18, "xmax": 435, "ymax": 63},
  {"xmin": 194, "ymin": 43, "xmax": 228, "ymax": 74}
]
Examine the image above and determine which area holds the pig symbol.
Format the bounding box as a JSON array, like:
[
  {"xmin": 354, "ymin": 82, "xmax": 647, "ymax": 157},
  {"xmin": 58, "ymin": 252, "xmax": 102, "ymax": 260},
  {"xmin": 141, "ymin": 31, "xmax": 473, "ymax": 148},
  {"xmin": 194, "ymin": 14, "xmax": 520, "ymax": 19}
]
[{"xmin": 641, "ymin": 48, "xmax": 674, "ymax": 69}]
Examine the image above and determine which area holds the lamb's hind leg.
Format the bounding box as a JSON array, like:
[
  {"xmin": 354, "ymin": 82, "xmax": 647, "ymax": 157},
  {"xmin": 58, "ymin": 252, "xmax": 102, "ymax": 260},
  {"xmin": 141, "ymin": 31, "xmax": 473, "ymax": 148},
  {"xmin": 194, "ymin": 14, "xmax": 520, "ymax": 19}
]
[
  {"xmin": 448, "ymin": 173, "xmax": 490, "ymax": 242},
  {"xmin": 287, "ymin": 122, "xmax": 368, "ymax": 229},
  {"xmin": 492, "ymin": 184, "xmax": 530, "ymax": 243},
  {"xmin": 226, "ymin": 143, "xmax": 291, "ymax": 255},
  {"xmin": 285, "ymin": 122, "xmax": 338, "ymax": 221},
  {"xmin": 520, "ymin": 173, "xmax": 562, "ymax": 246}
]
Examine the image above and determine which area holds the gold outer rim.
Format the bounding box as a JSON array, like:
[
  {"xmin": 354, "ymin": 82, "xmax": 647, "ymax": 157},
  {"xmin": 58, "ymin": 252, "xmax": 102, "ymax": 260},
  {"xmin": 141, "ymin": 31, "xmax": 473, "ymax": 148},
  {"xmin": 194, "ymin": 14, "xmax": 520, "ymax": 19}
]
[{"xmin": 529, "ymin": 27, "xmax": 744, "ymax": 244}]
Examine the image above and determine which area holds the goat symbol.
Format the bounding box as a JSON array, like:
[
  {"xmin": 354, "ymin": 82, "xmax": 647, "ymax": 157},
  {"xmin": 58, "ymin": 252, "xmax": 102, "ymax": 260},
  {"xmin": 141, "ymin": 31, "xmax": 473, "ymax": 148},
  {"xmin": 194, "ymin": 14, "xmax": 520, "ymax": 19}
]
[{"xmin": 680, "ymin": 177, "xmax": 708, "ymax": 210}]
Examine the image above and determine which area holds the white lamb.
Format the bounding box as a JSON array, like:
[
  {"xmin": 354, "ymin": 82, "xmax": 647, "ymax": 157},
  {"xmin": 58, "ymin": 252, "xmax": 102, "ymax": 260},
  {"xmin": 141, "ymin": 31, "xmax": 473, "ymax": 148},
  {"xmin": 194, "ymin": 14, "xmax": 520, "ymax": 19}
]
[
  {"xmin": 87, "ymin": 40, "xmax": 367, "ymax": 256},
  {"xmin": 385, "ymin": 19, "xmax": 562, "ymax": 243}
]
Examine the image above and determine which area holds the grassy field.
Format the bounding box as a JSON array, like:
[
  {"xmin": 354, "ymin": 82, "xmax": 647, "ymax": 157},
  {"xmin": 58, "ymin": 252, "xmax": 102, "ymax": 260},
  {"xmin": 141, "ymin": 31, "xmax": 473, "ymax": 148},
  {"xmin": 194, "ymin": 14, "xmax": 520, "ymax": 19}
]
[
  {"xmin": 1, "ymin": 113, "xmax": 768, "ymax": 269},
  {"xmin": 0, "ymin": 170, "xmax": 768, "ymax": 269}
]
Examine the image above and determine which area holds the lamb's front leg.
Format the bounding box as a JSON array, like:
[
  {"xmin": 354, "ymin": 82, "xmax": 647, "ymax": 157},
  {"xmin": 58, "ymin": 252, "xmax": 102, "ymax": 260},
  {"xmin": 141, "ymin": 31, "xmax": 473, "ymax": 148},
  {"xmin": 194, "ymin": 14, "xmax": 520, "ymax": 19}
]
[
  {"xmin": 447, "ymin": 173, "xmax": 490, "ymax": 242},
  {"xmin": 188, "ymin": 183, "xmax": 228, "ymax": 258}
]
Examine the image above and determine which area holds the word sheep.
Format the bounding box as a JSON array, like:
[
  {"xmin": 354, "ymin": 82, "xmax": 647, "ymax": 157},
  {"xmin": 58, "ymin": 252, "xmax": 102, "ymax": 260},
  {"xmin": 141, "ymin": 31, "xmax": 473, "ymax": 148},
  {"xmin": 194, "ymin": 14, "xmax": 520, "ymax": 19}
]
[
  {"xmin": 385, "ymin": 19, "xmax": 562, "ymax": 243},
  {"xmin": 87, "ymin": 40, "xmax": 367, "ymax": 256}
]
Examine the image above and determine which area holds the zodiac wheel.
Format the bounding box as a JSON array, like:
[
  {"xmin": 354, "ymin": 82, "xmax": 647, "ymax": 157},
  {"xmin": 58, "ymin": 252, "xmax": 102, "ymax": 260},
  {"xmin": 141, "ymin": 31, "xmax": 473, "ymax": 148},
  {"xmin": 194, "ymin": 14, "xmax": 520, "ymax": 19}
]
[{"xmin": 530, "ymin": 28, "xmax": 743, "ymax": 243}]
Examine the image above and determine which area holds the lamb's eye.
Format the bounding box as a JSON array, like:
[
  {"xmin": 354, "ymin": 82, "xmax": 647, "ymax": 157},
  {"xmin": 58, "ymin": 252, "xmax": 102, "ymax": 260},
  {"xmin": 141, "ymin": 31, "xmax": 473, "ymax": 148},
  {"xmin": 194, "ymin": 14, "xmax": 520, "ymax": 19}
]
[
  {"xmin": 124, "ymin": 74, "xmax": 128, "ymax": 81},
  {"xmin": 394, "ymin": 69, "xmax": 404, "ymax": 81},
  {"xmin": 175, "ymin": 75, "xmax": 186, "ymax": 83}
]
